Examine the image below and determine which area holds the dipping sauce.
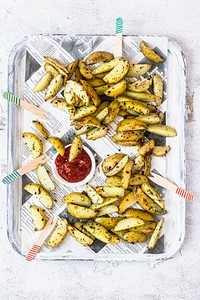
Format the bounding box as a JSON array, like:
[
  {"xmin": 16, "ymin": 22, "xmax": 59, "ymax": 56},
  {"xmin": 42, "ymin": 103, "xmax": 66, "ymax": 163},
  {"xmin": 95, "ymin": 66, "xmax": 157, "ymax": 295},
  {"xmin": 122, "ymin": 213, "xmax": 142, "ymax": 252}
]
[{"xmin": 55, "ymin": 146, "xmax": 92, "ymax": 183}]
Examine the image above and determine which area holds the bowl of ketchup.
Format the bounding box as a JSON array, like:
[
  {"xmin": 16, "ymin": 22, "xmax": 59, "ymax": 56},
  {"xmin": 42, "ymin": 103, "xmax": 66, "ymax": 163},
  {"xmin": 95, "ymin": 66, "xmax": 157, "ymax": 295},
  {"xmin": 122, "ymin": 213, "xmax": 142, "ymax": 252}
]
[{"xmin": 52, "ymin": 144, "xmax": 96, "ymax": 187}]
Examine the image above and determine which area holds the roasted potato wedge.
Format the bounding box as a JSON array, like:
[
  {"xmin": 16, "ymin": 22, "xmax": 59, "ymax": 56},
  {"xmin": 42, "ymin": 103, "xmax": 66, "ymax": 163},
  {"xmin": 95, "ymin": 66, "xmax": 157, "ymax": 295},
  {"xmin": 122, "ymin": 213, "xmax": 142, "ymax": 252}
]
[
  {"xmin": 102, "ymin": 101, "xmax": 121, "ymax": 125},
  {"xmin": 47, "ymin": 137, "xmax": 65, "ymax": 156},
  {"xmin": 129, "ymin": 220, "xmax": 157, "ymax": 234},
  {"xmin": 97, "ymin": 204, "xmax": 118, "ymax": 217},
  {"xmin": 32, "ymin": 121, "xmax": 48, "ymax": 139},
  {"xmin": 79, "ymin": 59, "xmax": 94, "ymax": 79},
  {"xmin": 94, "ymin": 217, "xmax": 122, "ymax": 230},
  {"xmin": 148, "ymin": 219, "xmax": 163, "ymax": 249},
  {"xmin": 132, "ymin": 155, "xmax": 145, "ymax": 174},
  {"xmin": 90, "ymin": 197, "xmax": 118, "ymax": 210},
  {"xmin": 62, "ymin": 192, "xmax": 91, "ymax": 207},
  {"xmin": 140, "ymin": 41, "xmax": 164, "ymax": 63},
  {"xmin": 91, "ymin": 57, "xmax": 122, "ymax": 75},
  {"xmin": 126, "ymin": 64, "xmax": 152, "ymax": 78},
  {"xmin": 104, "ymin": 79, "xmax": 126, "ymax": 97},
  {"xmin": 44, "ymin": 63, "xmax": 60, "ymax": 77},
  {"xmin": 153, "ymin": 74, "xmax": 163, "ymax": 106},
  {"xmin": 103, "ymin": 58, "xmax": 129, "ymax": 84},
  {"xmin": 106, "ymin": 155, "xmax": 129, "ymax": 177},
  {"xmin": 44, "ymin": 56, "xmax": 69, "ymax": 77},
  {"xmin": 85, "ymin": 51, "xmax": 114, "ymax": 65},
  {"xmin": 129, "ymin": 174, "xmax": 148, "ymax": 186},
  {"xmin": 135, "ymin": 114, "xmax": 161, "ymax": 125},
  {"xmin": 84, "ymin": 222, "xmax": 120, "ymax": 244},
  {"xmin": 111, "ymin": 131, "xmax": 144, "ymax": 142},
  {"xmin": 86, "ymin": 184, "xmax": 104, "ymax": 204},
  {"xmin": 74, "ymin": 125, "xmax": 91, "ymax": 136},
  {"xmin": 118, "ymin": 98, "xmax": 150, "ymax": 115},
  {"xmin": 34, "ymin": 72, "xmax": 52, "ymax": 92},
  {"xmin": 139, "ymin": 139, "xmax": 155, "ymax": 156},
  {"xmin": 121, "ymin": 160, "xmax": 134, "ymax": 189},
  {"xmin": 47, "ymin": 218, "xmax": 68, "ymax": 247},
  {"xmin": 144, "ymin": 154, "xmax": 151, "ymax": 176},
  {"xmin": 45, "ymin": 74, "xmax": 63, "ymax": 101},
  {"xmin": 95, "ymin": 107, "xmax": 109, "ymax": 122},
  {"xmin": 147, "ymin": 125, "xmax": 177, "ymax": 137},
  {"xmin": 117, "ymin": 119, "xmax": 147, "ymax": 132},
  {"xmin": 80, "ymin": 79, "xmax": 100, "ymax": 106},
  {"xmin": 29, "ymin": 205, "xmax": 46, "ymax": 231},
  {"xmin": 152, "ymin": 145, "xmax": 171, "ymax": 157},
  {"xmin": 67, "ymin": 203, "xmax": 97, "ymax": 219},
  {"xmin": 123, "ymin": 231, "xmax": 147, "ymax": 243},
  {"xmin": 118, "ymin": 191, "xmax": 137, "ymax": 214},
  {"xmin": 114, "ymin": 217, "xmax": 144, "ymax": 231},
  {"xmin": 74, "ymin": 222, "xmax": 96, "ymax": 240},
  {"xmin": 24, "ymin": 183, "xmax": 53, "ymax": 209},
  {"xmin": 22, "ymin": 132, "xmax": 43, "ymax": 158},
  {"xmin": 36, "ymin": 164, "xmax": 55, "ymax": 191},
  {"xmin": 123, "ymin": 208, "xmax": 154, "ymax": 221},
  {"xmin": 67, "ymin": 60, "xmax": 79, "ymax": 75},
  {"xmin": 110, "ymin": 138, "xmax": 141, "ymax": 147},
  {"xmin": 51, "ymin": 98, "xmax": 76, "ymax": 114},
  {"xmin": 64, "ymin": 84, "xmax": 75, "ymax": 105},
  {"xmin": 86, "ymin": 126, "xmax": 108, "ymax": 140},
  {"xmin": 94, "ymin": 84, "xmax": 110, "ymax": 95},
  {"xmin": 96, "ymin": 186, "xmax": 125, "ymax": 198},
  {"xmin": 127, "ymin": 78, "xmax": 152, "ymax": 92},
  {"xmin": 66, "ymin": 80, "xmax": 90, "ymax": 106},
  {"xmin": 123, "ymin": 90, "xmax": 160, "ymax": 102},
  {"xmin": 68, "ymin": 224, "xmax": 94, "ymax": 246},
  {"xmin": 72, "ymin": 105, "xmax": 97, "ymax": 120},
  {"xmin": 102, "ymin": 153, "xmax": 126, "ymax": 174},
  {"xmin": 141, "ymin": 182, "xmax": 165, "ymax": 209},
  {"xmin": 71, "ymin": 116, "xmax": 101, "ymax": 128},
  {"xmin": 105, "ymin": 176, "xmax": 122, "ymax": 187},
  {"xmin": 68, "ymin": 137, "xmax": 82, "ymax": 162},
  {"xmin": 86, "ymin": 78, "xmax": 105, "ymax": 87}
]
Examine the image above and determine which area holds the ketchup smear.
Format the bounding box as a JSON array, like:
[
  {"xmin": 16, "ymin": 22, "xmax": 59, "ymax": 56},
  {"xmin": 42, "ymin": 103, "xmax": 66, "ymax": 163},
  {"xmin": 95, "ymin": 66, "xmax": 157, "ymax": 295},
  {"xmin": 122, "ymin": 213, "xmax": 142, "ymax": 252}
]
[{"xmin": 55, "ymin": 146, "xmax": 92, "ymax": 183}]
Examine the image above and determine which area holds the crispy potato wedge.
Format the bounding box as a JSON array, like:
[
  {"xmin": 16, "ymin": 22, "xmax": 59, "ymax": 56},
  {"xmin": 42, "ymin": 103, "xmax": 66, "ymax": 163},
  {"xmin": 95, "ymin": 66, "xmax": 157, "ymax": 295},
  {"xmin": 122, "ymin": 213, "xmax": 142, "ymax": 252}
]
[
  {"xmin": 68, "ymin": 224, "xmax": 94, "ymax": 246},
  {"xmin": 129, "ymin": 220, "xmax": 157, "ymax": 234},
  {"xmin": 78, "ymin": 59, "xmax": 94, "ymax": 79},
  {"xmin": 92, "ymin": 101, "xmax": 109, "ymax": 116},
  {"xmin": 106, "ymin": 155, "xmax": 129, "ymax": 177},
  {"xmin": 126, "ymin": 64, "xmax": 152, "ymax": 78},
  {"xmin": 86, "ymin": 126, "xmax": 108, "ymax": 140},
  {"xmin": 129, "ymin": 174, "xmax": 148, "ymax": 186},
  {"xmin": 36, "ymin": 165, "xmax": 55, "ymax": 191},
  {"xmin": 104, "ymin": 79, "xmax": 126, "ymax": 97},
  {"xmin": 51, "ymin": 98, "xmax": 76, "ymax": 114},
  {"xmin": 140, "ymin": 41, "xmax": 164, "ymax": 63},
  {"xmin": 94, "ymin": 84, "xmax": 110, "ymax": 95},
  {"xmin": 71, "ymin": 116, "xmax": 101, "ymax": 128},
  {"xmin": 152, "ymin": 145, "xmax": 171, "ymax": 157},
  {"xmin": 135, "ymin": 114, "xmax": 161, "ymax": 125},
  {"xmin": 34, "ymin": 72, "xmax": 53, "ymax": 92},
  {"xmin": 118, "ymin": 191, "xmax": 137, "ymax": 214},
  {"xmin": 74, "ymin": 222, "xmax": 96, "ymax": 240},
  {"xmin": 74, "ymin": 66, "xmax": 83, "ymax": 81},
  {"xmin": 127, "ymin": 78, "xmax": 152, "ymax": 92},
  {"xmin": 111, "ymin": 131, "xmax": 144, "ymax": 142},
  {"xmin": 148, "ymin": 219, "xmax": 163, "ymax": 249},
  {"xmin": 84, "ymin": 222, "xmax": 120, "ymax": 244},
  {"xmin": 44, "ymin": 63, "xmax": 60, "ymax": 77},
  {"xmin": 64, "ymin": 84, "xmax": 75, "ymax": 105},
  {"xmin": 95, "ymin": 72, "xmax": 110, "ymax": 78},
  {"xmin": 134, "ymin": 186, "xmax": 167, "ymax": 215},
  {"xmin": 96, "ymin": 186, "xmax": 125, "ymax": 198},
  {"xmin": 68, "ymin": 137, "xmax": 82, "ymax": 162},
  {"xmin": 121, "ymin": 160, "xmax": 134, "ymax": 189},
  {"xmin": 147, "ymin": 124, "xmax": 177, "ymax": 137},
  {"xmin": 123, "ymin": 231, "xmax": 147, "ymax": 243},
  {"xmin": 95, "ymin": 107, "xmax": 109, "ymax": 122},
  {"xmin": 47, "ymin": 137, "xmax": 65, "ymax": 156},
  {"xmin": 62, "ymin": 192, "xmax": 91, "ymax": 207},
  {"xmin": 45, "ymin": 74, "xmax": 63, "ymax": 101},
  {"xmin": 67, "ymin": 80, "xmax": 90, "ymax": 106},
  {"xmin": 123, "ymin": 90, "xmax": 160, "ymax": 102},
  {"xmin": 105, "ymin": 176, "xmax": 122, "ymax": 187},
  {"xmin": 67, "ymin": 60, "xmax": 79, "ymax": 75},
  {"xmin": 72, "ymin": 105, "xmax": 97, "ymax": 120},
  {"xmin": 110, "ymin": 138, "xmax": 141, "ymax": 147},
  {"xmin": 141, "ymin": 182, "xmax": 165, "ymax": 209},
  {"xmin": 74, "ymin": 126, "xmax": 91, "ymax": 136},
  {"xmin": 90, "ymin": 197, "xmax": 118, "ymax": 210},
  {"xmin": 118, "ymin": 98, "xmax": 150, "ymax": 115},
  {"xmin": 80, "ymin": 79, "xmax": 100, "ymax": 106},
  {"xmin": 144, "ymin": 154, "xmax": 151, "ymax": 176},
  {"xmin": 24, "ymin": 183, "xmax": 53, "ymax": 209},
  {"xmin": 91, "ymin": 57, "xmax": 122, "ymax": 75},
  {"xmin": 22, "ymin": 132, "xmax": 43, "ymax": 158},
  {"xmin": 114, "ymin": 217, "xmax": 144, "ymax": 231},
  {"xmin": 132, "ymin": 155, "xmax": 145, "ymax": 174},
  {"xmin": 117, "ymin": 119, "xmax": 147, "ymax": 132},
  {"xmin": 86, "ymin": 78, "xmax": 105, "ymax": 87},
  {"xmin": 86, "ymin": 184, "xmax": 104, "ymax": 204},
  {"xmin": 153, "ymin": 74, "xmax": 163, "ymax": 106},
  {"xmin": 30, "ymin": 205, "xmax": 46, "ymax": 231},
  {"xmin": 139, "ymin": 139, "xmax": 155, "ymax": 156},
  {"xmin": 123, "ymin": 208, "xmax": 154, "ymax": 221},
  {"xmin": 110, "ymin": 229, "xmax": 128, "ymax": 240},
  {"xmin": 44, "ymin": 56, "xmax": 69, "ymax": 77},
  {"xmin": 118, "ymin": 110, "xmax": 132, "ymax": 117},
  {"xmin": 103, "ymin": 58, "xmax": 129, "ymax": 84},
  {"xmin": 97, "ymin": 204, "xmax": 118, "ymax": 217},
  {"xmin": 102, "ymin": 153, "xmax": 126, "ymax": 174},
  {"xmin": 102, "ymin": 101, "xmax": 121, "ymax": 125},
  {"xmin": 85, "ymin": 51, "xmax": 114, "ymax": 65},
  {"xmin": 94, "ymin": 217, "xmax": 122, "ymax": 230},
  {"xmin": 47, "ymin": 218, "xmax": 68, "ymax": 247},
  {"xmin": 32, "ymin": 121, "xmax": 48, "ymax": 139},
  {"xmin": 67, "ymin": 203, "xmax": 97, "ymax": 219}
]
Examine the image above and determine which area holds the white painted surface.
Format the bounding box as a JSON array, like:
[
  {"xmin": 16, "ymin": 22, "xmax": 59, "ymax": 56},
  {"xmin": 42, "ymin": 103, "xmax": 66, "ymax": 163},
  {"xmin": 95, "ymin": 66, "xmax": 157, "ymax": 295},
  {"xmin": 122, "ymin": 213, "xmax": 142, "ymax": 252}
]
[{"xmin": 0, "ymin": 0, "xmax": 200, "ymax": 299}]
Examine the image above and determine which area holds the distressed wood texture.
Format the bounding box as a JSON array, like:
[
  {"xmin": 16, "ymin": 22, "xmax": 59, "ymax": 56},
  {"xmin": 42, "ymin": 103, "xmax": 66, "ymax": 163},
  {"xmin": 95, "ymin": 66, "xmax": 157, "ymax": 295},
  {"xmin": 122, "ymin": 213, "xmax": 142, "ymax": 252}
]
[{"xmin": 0, "ymin": 0, "xmax": 200, "ymax": 299}]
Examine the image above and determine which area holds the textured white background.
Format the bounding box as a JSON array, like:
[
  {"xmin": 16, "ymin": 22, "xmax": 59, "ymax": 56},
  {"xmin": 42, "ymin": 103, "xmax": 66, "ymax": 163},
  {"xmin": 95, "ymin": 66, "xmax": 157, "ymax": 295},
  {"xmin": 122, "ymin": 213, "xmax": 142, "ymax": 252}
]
[{"xmin": 0, "ymin": 0, "xmax": 200, "ymax": 299}]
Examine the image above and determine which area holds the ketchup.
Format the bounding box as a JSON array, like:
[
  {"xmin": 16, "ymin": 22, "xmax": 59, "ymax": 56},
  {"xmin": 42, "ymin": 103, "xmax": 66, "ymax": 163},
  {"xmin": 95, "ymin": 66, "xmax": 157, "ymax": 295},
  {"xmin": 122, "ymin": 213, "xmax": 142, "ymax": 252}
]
[{"xmin": 55, "ymin": 146, "xmax": 92, "ymax": 183}]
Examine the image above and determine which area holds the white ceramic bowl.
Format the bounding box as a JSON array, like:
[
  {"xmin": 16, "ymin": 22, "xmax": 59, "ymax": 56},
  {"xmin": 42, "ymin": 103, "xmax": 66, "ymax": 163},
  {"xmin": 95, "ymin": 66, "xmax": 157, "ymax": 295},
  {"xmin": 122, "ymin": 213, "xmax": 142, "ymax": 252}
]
[{"xmin": 52, "ymin": 144, "xmax": 96, "ymax": 187}]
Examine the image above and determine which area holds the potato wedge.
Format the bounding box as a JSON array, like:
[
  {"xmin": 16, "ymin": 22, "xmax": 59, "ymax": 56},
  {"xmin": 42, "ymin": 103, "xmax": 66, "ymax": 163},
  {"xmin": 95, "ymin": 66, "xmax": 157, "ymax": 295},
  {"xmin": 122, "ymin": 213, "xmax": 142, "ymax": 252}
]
[
  {"xmin": 33, "ymin": 72, "xmax": 52, "ymax": 92},
  {"xmin": 45, "ymin": 74, "xmax": 63, "ymax": 101},
  {"xmin": 67, "ymin": 80, "xmax": 90, "ymax": 106},
  {"xmin": 29, "ymin": 205, "xmax": 46, "ymax": 231},
  {"xmin": 71, "ymin": 116, "xmax": 101, "ymax": 128},
  {"xmin": 44, "ymin": 56, "xmax": 69, "ymax": 77},
  {"xmin": 92, "ymin": 101, "xmax": 109, "ymax": 116},
  {"xmin": 85, "ymin": 51, "xmax": 114, "ymax": 65},
  {"xmin": 135, "ymin": 114, "xmax": 161, "ymax": 125},
  {"xmin": 79, "ymin": 59, "xmax": 94, "ymax": 79},
  {"xmin": 91, "ymin": 57, "xmax": 122, "ymax": 75},
  {"xmin": 94, "ymin": 217, "xmax": 122, "ymax": 230},
  {"xmin": 72, "ymin": 105, "xmax": 97, "ymax": 120},
  {"xmin": 84, "ymin": 222, "xmax": 120, "ymax": 244},
  {"xmin": 68, "ymin": 137, "xmax": 82, "ymax": 162},
  {"xmin": 95, "ymin": 107, "xmax": 109, "ymax": 122},
  {"xmin": 67, "ymin": 203, "xmax": 97, "ymax": 219},
  {"xmin": 152, "ymin": 145, "xmax": 171, "ymax": 157},
  {"xmin": 127, "ymin": 78, "xmax": 152, "ymax": 92},
  {"xmin": 118, "ymin": 99, "xmax": 150, "ymax": 115},
  {"xmin": 102, "ymin": 101, "xmax": 121, "ymax": 125},
  {"xmin": 103, "ymin": 58, "xmax": 129, "ymax": 84},
  {"xmin": 140, "ymin": 41, "xmax": 164, "ymax": 63},
  {"xmin": 94, "ymin": 85, "xmax": 110, "ymax": 95},
  {"xmin": 148, "ymin": 219, "xmax": 163, "ymax": 249},
  {"xmin": 106, "ymin": 155, "xmax": 129, "ymax": 177},
  {"xmin": 32, "ymin": 121, "xmax": 48, "ymax": 139},
  {"xmin": 86, "ymin": 78, "xmax": 105, "ymax": 87},
  {"xmin": 36, "ymin": 164, "xmax": 55, "ymax": 191},
  {"xmin": 121, "ymin": 160, "xmax": 134, "ymax": 189},
  {"xmin": 68, "ymin": 224, "xmax": 94, "ymax": 246},
  {"xmin": 44, "ymin": 63, "xmax": 60, "ymax": 77},
  {"xmin": 129, "ymin": 174, "xmax": 148, "ymax": 186},
  {"xmin": 74, "ymin": 66, "xmax": 83, "ymax": 81},
  {"xmin": 74, "ymin": 126, "xmax": 91, "ymax": 136},
  {"xmin": 129, "ymin": 220, "xmax": 157, "ymax": 234},
  {"xmin": 51, "ymin": 98, "xmax": 76, "ymax": 114},
  {"xmin": 123, "ymin": 231, "xmax": 147, "ymax": 243},
  {"xmin": 117, "ymin": 119, "xmax": 147, "ymax": 132},
  {"xmin": 90, "ymin": 197, "xmax": 118, "ymax": 210},
  {"xmin": 80, "ymin": 79, "xmax": 100, "ymax": 106},
  {"xmin": 118, "ymin": 191, "xmax": 137, "ymax": 214},
  {"xmin": 141, "ymin": 182, "xmax": 165, "ymax": 209},
  {"xmin": 144, "ymin": 154, "xmax": 151, "ymax": 176},
  {"xmin": 123, "ymin": 208, "xmax": 154, "ymax": 221},
  {"xmin": 86, "ymin": 126, "xmax": 108, "ymax": 140},
  {"xmin": 96, "ymin": 186, "xmax": 125, "ymax": 198},
  {"xmin": 111, "ymin": 131, "xmax": 144, "ymax": 142},
  {"xmin": 105, "ymin": 176, "xmax": 122, "ymax": 187},
  {"xmin": 126, "ymin": 64, "xmax": 152, "ymax": 78},
  {"xmin": 134, "ymin": 186, "xmax": 167, "ymax": 215},
  {"xmin": 153, "ymin": 74, "xmax": 163, "ymax": 106},
  {"xmin": 102, "ymin": 153, "xmax": 126, "ymax": 174},
  {"xmin": 67, "ymin": 60, "xmax": 79, "ymax": 75},
  {"xmin": 104, "ymin": 79, "xmax": 126, "ymax": 97},
  {"xmin": 114, "ymin": 217, "xmax": 144, "ymax": 231},
  {"xmin": 24, "ymin": 183, "xmax": 53, "ymax": 209},
  {"xmin": 110, "ymin": 229, "xmax": 128, "ymax": 240},
  {"xmin": 62, "ymin": 192, "xmax": 91, "ymax": 207},
  {"xmin": 64, "ymin": 84, "xmax": 75, "ymax": 105},
  {"xmin": 86, "ymin": 184, "xmax": 104, "ymax": 204},
  {"xmin": 139, "ymin": 139, "xmax": 155, "ymax": 156},
  {"xmin": 47, "ymin": 137, "xmax": 65, "ymax": 156},
  {"xmin": 132, "ymin": 155, "xmax": 145, "ymax": 174},
  {"xmin": 110, "ymin": 138, "xmax": 141, "ymax": 147},
  {"xmin": 123, "ymin": 91, "xmax": 160, "ymax": 102},
  {"xmin": 97, "ymin": 204, "xmax": 118, "ymax": 217},
  {"xmin": 74, "ymin": 222, "xmax": 96, "ymax": 240},
  {"xmin": 22, "ymin": 132, "xmax": 43, "ymax": 158},
  {"xmin": 147, "ymin": 125, "xmax": 177, "ymax": 137},
  {"xmin": 47, "ymin": 218, "xmax": 68, "ymax": 247}
]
